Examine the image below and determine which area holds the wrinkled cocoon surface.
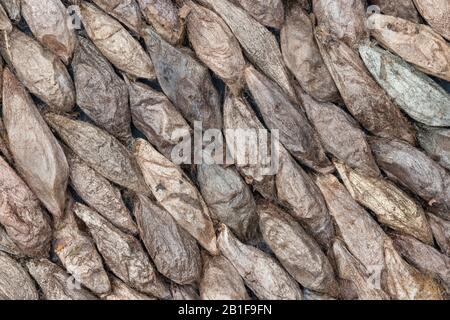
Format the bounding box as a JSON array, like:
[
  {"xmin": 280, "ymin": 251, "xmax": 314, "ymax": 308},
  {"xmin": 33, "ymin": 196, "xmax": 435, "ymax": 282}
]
[
  {"xmin": 383, "ymin": 239, "xmax": 444, "ymax": 300},
  {"xmin": 299, "ymin": 88, "xmax": 380, "ymax": 178},
  {"xmin": 80, "ymin": 1, "xmax": 155, "ymax": 80},
  {"xmin": 392, "ymin": 233, "xmax": 450, "ymax": 293},
  {"xmin": 413, "ymin": 0, "xmax": 450, "ymax": 40},
  {"xmin": 223, "ymin": 93, "xmax": 276, "ymax": 200},
  {"xmin": 370, "ymin": 137, "xmax": 450, "ymax": 219},
  {"xmin": 0, "ymin": 156, "xmax": 51, "ymax": 257},
  {"xmin": 217, "ymin": 225, "xmax": 303, "ymax": 300},
  {"xmin": 54, "ymin": 201, "xmax": 111, "ymax": 295},
  {"xmin": 2, "ymin": 69, "xmax": 69, "ymax": 218},
  {"xmin": 0, "ymin": 251, "xmax": 38, "ymax": 300},
  {"xmin": 138, "ymin": 0, "xmax": 185, "ymax": 45},
  {"xmin": 0, "ymin": 0, "xmax": 20, "ymax": 22},
  {"xmin": 21, "ymin": 0, "xmax": 77, "ymax": 64},
  {"xmin": 229, "ymin": 0, "xmax": 284, "ymax": 29},
  {"xmin": 427, "ymin": 213, "xmax": 450, "ymax": 256},
  {"xmin": 197, "ymin": 164, "xmax": 258, "ymax": 241},
  {"xmin": 92, "ymin": 0, "xmax": 143, "ymax": 34},
  {"xmin": 0, "ymin": 4, "xmax": 12, "ymax": 32},
  {"xmin": 142, "ymin": 26, "xmax": 222, "ymax": 130},
  {"xmin": 368, "ymin": 14, "xmax": 450, "ymax": 81},
  {"xmin": 417, "ymin": 125, "xmax": 450, "ymax": 171},
  {"xmin": 245, "ymin": 66, "xmax": 333, "ymax": 174},
  {"xmin": 101, "ymin": 276, "xmax": 156, "ymax": 300},
  {"xmin": 258, "ymin": 201, "xmax": 338, "ymax": 296},
  {"xmin": 26, "ymin": 258, "xmax": 98, "ymax": 300},
  {"xmin": 134, "ymin": 195, "xmax": 202, "ymax": 285},
  {"xmin": 281, "ymin": 3, "xmax": 339, "ymax": 102},
  {"xmin": 332, "ymin": 239, "xmax": 390, "ymax": 300},
  {"xmin": 72, "ymin": 36, "xmax": 132, "ymax": 143},
  {"xmin": 133, "ymin": 138, "xmax": 218, "ymax": 255},
  {"xmin": 315, "ymin": 174, "xmax": 388, "ymax": 271},
  {"xmin": 45, "ymin": 113, "xmax": 149, "ymax": 194},
  {"xmin": 128, "ymin": 79, "xmax": 191, "ymax": 160},
  {"xmin": 313, "ymin": 0, "xmax": 368, "ymax": 48},
  {"xmin": 197, "ymin": 0, "xmax": 296, "ymax": 101},
  {"xmin": 0, "ymin": 28, "xmax": 75, "ymax": 112},
  {"xmin": 369, "ymin": 0, "xmax": 420, "ymax": 22},
  {"xmin": 74, "ymin": 202, "xmax": 170, "ymax": 299},
  {"xmin": 336, "ymin": 162, "xmax": 433, "ymax": 244},
  {"xmin": 66, "ymin": 150, "xmax": 138, "ymax": 234},
  {"xmin": 360, "ymin": 45, "xmax": 450, "ymax": 127},
  {"xmin": 200, "ymin": 254, "xmax": 249, "ymax": 300},
  {"xmin": 185, "ymin": 1, "xmax": 246, "ymax": 94},
  {"xmin": 315, "ymin": 29, "xmax": 416, "ymax": 145},
  {"xmin": 0, "ymin": 225, "xmax": 22, "ymax": 257}
]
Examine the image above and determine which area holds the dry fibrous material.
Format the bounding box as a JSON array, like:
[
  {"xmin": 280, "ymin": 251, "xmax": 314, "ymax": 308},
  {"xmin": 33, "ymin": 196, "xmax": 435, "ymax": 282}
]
[
  {"xmin": 142, "ymin": 26, "xmax": 222, "ymax": 130},
  {"xmin": 258, "ymin": 201, "xmax": 338, "ymax": 296},
  {"xmin": 127, "ymin": 79, "xmax": 191, "ymax": 160},
  {"xmin": 0, "ymin": 117, "xmax": 12, "ymax": 164},
  {"xmin": 91, "ymin": 0, "xmax": 143, "ymax": 34},
  {"xmin": 276, "ymin": 149, "xmax": 335, "ymax": 249},
  {"xmin": 184, "ymin": 1, "xmax": 246, "ymax": 95},
  {"xmin": 245, "ymin": 66, "xmax": 333, "ymax": 174},
  {"xmin": 427, "ymin": 213, "xmax": 450, "ymax": 257},
  {"xmin": 313, "ymin": 0, "xmax": 368, "ymax": 48},
  {"xmin": 0, "ymin": 28, "xmax": 75, "ymax": 112},
  {"xmin": 0, "ymin": 156, "xmax": 51, "ymax": 257},
  {"xmin": 412, "ymin": 0, "xmax": 450, "ymax": 41},
  {"xmin": 2, "ymin": 69, "xmax": 69, "ymax": 218},
  {"xmin": 223, "ymin": 92, "xmax": 334, "ymax": 248},
  {"xmin": 170, "ymin": 283, "xmax": 200, "ymax": 300},
  {"xmin": 45, "ymin": 113, "xmax": 149, "ymax": 194},
  {"xmin": 200, "ymin": 254, "xmax": 250, "ymax": 300},
  {"xmin": 21, "ymin": 0, "xmax": 77, "ymax": 64},
  {"xmin": 197, "ymin": 164, "xmax": 258, "ymax": 241},
  {"xmin": 101, "ymin": 276, "xmax": 156, "ymax": 300},
  {"xmin": 0, "ymin": 3, "xmax": 11, "ymax": 32},
  {"xmin": 73, "ymin": 202, "xmax": 171, "ymax": 299},
  {"xmin": 303, "ymin": 290, "xmax": 336, "ymax": 301},
  {"xmin": 392, "ymin": 232, "xmax": 450, "ymax": 293},
  {"xmin": 26, "ymin": 258, "xmax": 98, "ymax": 300},
  {"xmin": 315, "ymin": 29, "xmax": 416, "ymax": 145},
  {"xmin": 370, "ymin": 137, "xmax": 450, "ymax": 219},
  {"xmin": 223, "ymin": 93, "xmax": 276, "ymax": 200},
  {"xmin": 54, "ymin": 200, "xmax": 111, "ymax": 295},
  {"xmin": 315, "ymin": 174, "xmax": 388, "ymax": 271},
  {"xmin": 73, "ymin": 36, "xmax": 132, "ymax": 143},
  {"xmin": 196, "ymin": 0, "xmax": 296, "ymax": 101},
  {"xmin": 0, "ymin": 0, "xmax": 20, "ymax": 22},
  {"xmin": 335, "ymin": 162, "xmax": 433, "ymax": 244},
  {"xmin": 0, "ymin": 225, "xmax": 22, "ymax": 257},
  {"xmin": 66, "ymin": 150, "xmax": 137, "ymax": 234},
  {"xmin": 299, "ymin": 88, "xmax": 380, "ymax": 178},
  {"xmin": 360, "ymin": 45, "xmax": 450, "ymax": 127},
  {"xmin": 217, "ymin": 224, "xmax": 303, "ymax": 300},
  {"xmin": 369, "ymin": 0, "xmax": 420, "ymax": 22},
  {"xmin": 368, "ymin": 14, "xmax": 450, "ymax": 82},
  {"xmin": 0, "ymin": 252, "xmax": 38, "ymax": 300},
  {"xmin": 417, "ymin": 125, "xmax": 450, "ymax": 171},
  {"xmin": 133, "ymin": 138, "xmax": 219, "ymax": 255},
  {"xmin": 138, "ymin": 0, "xmax": 184, "ymax": 45},
  {"xmin": 80, "ymin": 1, "xmax": 155, "ymax": 80},
  {"xmin": 0, "ymin": 0, "xmax": 449, "ymax": 301},
  {"xmin": 229, "ymin": 0, "xmax": 284, "ymax": 29},
  {"xmin": 134, "ymin": 195, "xmax": 202, "ymax": 285},
  {"xmin": 383, "ymin": 239, "xmax": 444, "ymax": 300},
  {"xmin": 281, "ymin": 2, "xmax": 339, "ymax": 102},
  {"xmin": 332, "ymin": 239, "xmax": 390, "ymax": 300}
]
